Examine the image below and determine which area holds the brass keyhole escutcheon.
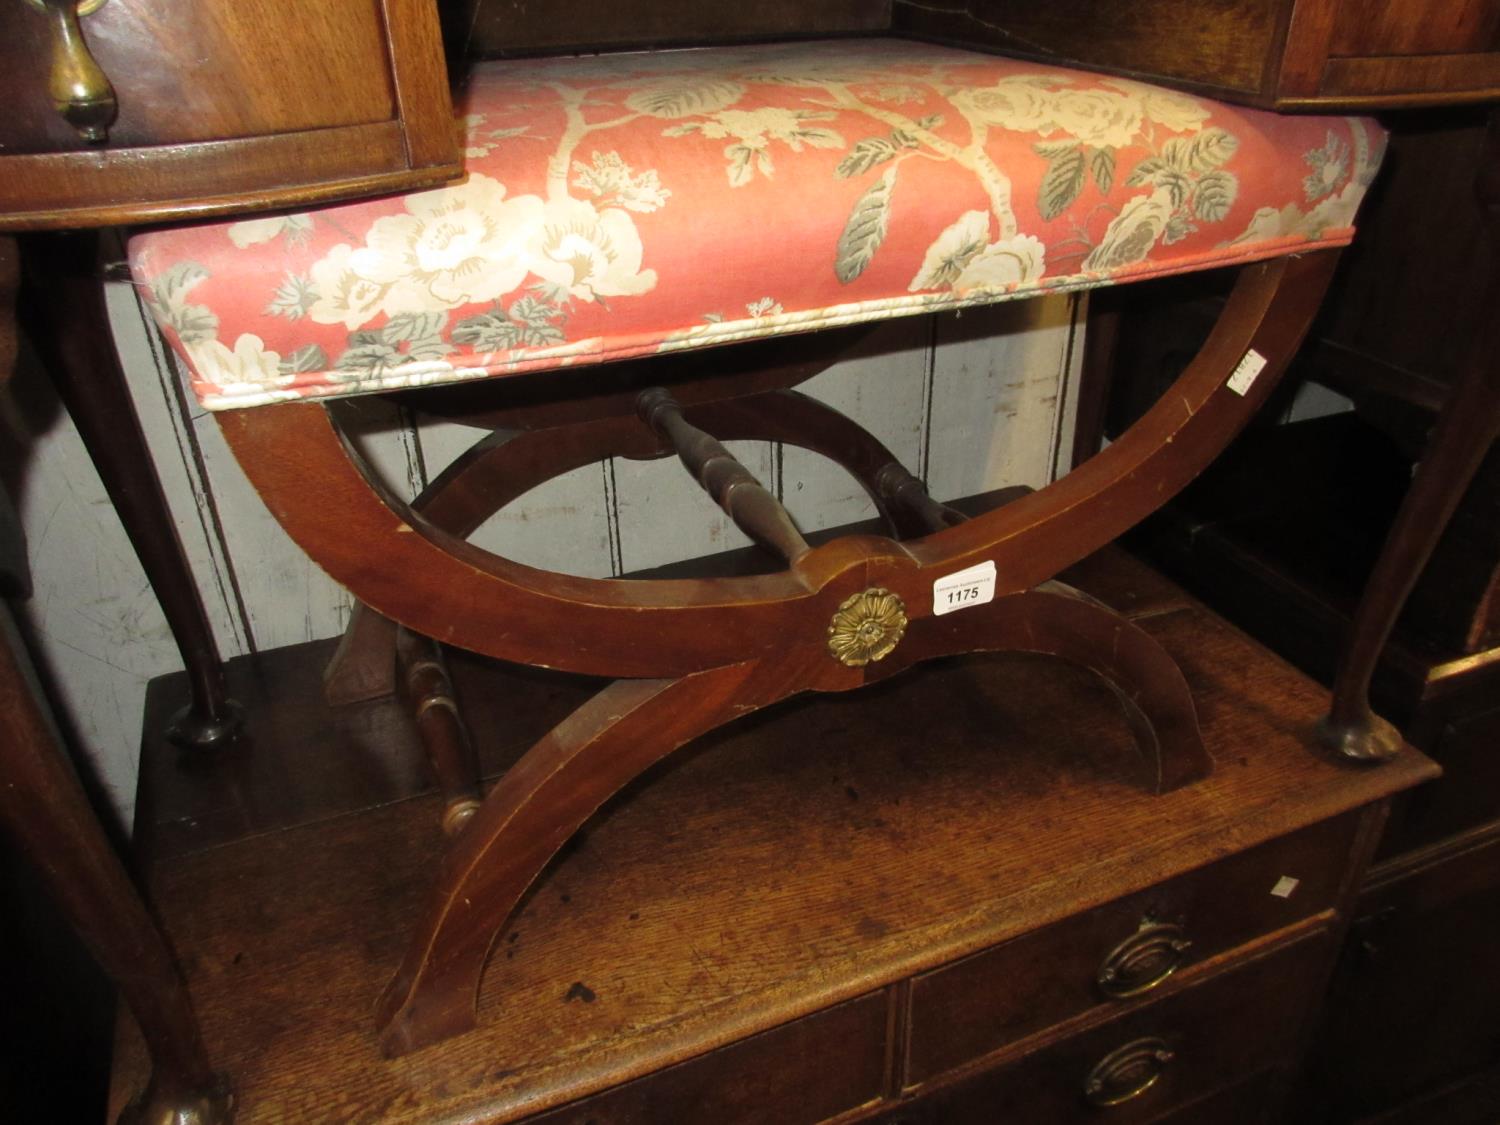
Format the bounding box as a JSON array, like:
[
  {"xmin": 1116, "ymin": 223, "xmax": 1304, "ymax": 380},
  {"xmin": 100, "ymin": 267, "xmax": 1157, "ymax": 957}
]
[{"xmin": 24, "ymin": 0, "xmax": 118, "ymax": 144}]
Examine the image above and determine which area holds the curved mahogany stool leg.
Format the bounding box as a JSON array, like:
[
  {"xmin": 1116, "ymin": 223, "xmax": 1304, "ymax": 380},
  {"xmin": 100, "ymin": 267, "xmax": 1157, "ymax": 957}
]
[
  {"xmin": 1321, "ymin": 111, "xmax": 1500, "ymax": 763},
  {"xmin": 893, "ymin": 581, "xmax": 1209, "ymax": 793},
  {"xmin": 0, "ymin": 613, "xmax": 231, "ymax": 1124},
  {"xmin": 377, "ymin": 577, "xmax": 1203, "ymax": 1055},
  {"xmin": 376, "ymin": 658, "xmax": 801, "ymax": 1056}
]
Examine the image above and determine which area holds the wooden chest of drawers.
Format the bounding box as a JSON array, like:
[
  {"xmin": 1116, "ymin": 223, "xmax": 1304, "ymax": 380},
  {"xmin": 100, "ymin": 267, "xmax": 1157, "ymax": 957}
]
[
  {"xmin": 110, "ymin": 548, "xmax": 1436, "ymax": 1123},
  {"xmin": 0, "ymin": 0, "xmax": 461, "ymax": 230},
  {"xmin": 894, "ymin": 0, "xmax": 1500, "ymax": 110}
]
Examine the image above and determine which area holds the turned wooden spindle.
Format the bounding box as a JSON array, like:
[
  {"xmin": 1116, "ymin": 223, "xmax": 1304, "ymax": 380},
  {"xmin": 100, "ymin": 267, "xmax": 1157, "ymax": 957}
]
[
  {"xmin": 874, "ymin": 461, "xmax": 968, "ymax": 537},
  {"xmin": 397, "ymin": 628, "xmax": 482, "ymax": 836},
  {"xmin": 638, "ymin": 387, "xmax": 810, "ymax": 563}
]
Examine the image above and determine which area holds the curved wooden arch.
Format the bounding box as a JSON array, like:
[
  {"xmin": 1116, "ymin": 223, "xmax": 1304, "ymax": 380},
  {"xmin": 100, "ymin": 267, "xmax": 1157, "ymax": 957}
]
[
  {"xmin": 218, "ymin": 252, "xmax": 1338, "ymax": 678},
  {"xmin": 323, "ymin": 388, "xmax": 940, "ymax": 699},
  {"xmin": 374, "ymin": 581, "xmax": 1206, "ymax": 1055}
]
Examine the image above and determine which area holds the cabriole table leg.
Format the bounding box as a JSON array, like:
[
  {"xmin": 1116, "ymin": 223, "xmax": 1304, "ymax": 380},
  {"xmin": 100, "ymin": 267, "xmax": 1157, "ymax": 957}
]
[
  {"xmin": 0, "ymin": 609, "xmax": 231, "ymax": 1124},
  {"xmin": 1320, "ymin": 109, "xmax": 1500, "ymax": 763},
  {"xmin": 19, "ymin": 230, "xmax": 241, "ymax": 751}
]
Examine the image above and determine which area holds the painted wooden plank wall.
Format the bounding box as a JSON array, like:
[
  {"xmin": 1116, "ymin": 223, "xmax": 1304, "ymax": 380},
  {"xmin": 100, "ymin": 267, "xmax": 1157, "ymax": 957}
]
[{"xmin": 9, "ymin": 286, "xmax": 1086, "ymax": 828}]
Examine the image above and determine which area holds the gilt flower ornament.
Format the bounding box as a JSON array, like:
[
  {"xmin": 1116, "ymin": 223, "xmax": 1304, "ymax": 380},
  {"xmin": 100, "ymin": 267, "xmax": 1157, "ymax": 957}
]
[{"xmin": 827, "ymin": 588, "xmax": 908, "ymax": 668}]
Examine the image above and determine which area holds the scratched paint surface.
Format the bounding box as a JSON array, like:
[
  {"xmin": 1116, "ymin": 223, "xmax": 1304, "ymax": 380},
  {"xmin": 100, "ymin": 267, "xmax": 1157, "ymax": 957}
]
[{"xmin": 15, "ymin": 285, "xmax": 1085, "ymax": 827}]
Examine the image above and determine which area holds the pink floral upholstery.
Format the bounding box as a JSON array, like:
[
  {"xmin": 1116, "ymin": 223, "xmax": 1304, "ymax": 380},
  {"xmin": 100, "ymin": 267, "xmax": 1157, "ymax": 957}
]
[{"xmin": 128, "ymin": 39, "xmax": 1385, "ymax": 411}]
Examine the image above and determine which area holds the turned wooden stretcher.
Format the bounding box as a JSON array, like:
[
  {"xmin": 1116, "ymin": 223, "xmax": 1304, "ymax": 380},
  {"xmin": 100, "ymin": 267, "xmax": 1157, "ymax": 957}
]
[{"xmin": 127, "ymin": 37, "xmax": 1384, "ymax": 1055}]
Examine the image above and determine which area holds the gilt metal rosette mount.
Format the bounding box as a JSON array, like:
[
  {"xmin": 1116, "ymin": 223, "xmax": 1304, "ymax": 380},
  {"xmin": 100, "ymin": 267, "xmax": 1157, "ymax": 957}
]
[{"xmin": 827, "ymin": 587, "xmax": 907, "ymax": 668}]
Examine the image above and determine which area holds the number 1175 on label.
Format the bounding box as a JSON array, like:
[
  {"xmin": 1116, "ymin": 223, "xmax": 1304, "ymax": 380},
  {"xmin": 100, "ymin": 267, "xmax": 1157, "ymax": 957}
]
[{"xmin": 932, "ymin": 560, "xmax": 997, "ymax": 617}]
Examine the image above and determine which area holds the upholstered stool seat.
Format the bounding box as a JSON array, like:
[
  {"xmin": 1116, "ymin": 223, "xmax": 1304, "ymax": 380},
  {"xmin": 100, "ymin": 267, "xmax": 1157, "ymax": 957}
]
[
  {"xmin": 125, "ymin": 38, "xmax": 1386, "ymax": 1058},
  {"xmin": 130, "ymin": 38, "xmax": 1380, "ymax": 410}
]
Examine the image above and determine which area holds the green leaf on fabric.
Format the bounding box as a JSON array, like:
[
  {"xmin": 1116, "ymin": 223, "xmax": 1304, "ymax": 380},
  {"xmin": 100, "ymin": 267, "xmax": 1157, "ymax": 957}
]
[
  {"xmin": 1038, "ymin": 145, "xmax": 1087, "ymax": 221},
  {"xmin": 835, "ymin": 166, "xmax": 896, "ymax": 284},
  {"xmin": 279, "ymin": 344, "xmax": 328, "ymax": 374},
  {"xmin": 1193, "ymin": 169, "xmax": 1238, "ymax": 222},
  {"xmin": 381, "ymin": 312, "xmax": 446, "ymax": 344},
  {"xmin": 1125, "ymin": 156, "xmax": 1167, "ymax": 187},
  {"xmin": 1090, "ymin": 147, "xmax": 1116, "ymax": 194},
  {"xmin": 1163, "ymin": 214, "xmax": 1197, "ymax": 245},
  {"xmin": 837, "ymin": 137, "xmax": 900, "ymax": 178},
  {"xmin": 1165, "ymin": 128, "xmax": 1238, "ymax": 173},
  {"xmin": 453, "ymin": 309, "xmax": 521, "ymax": 351},
  {"xmin": 1158, "ymin": 169, "xmax": 1192, "ymax": 209},
  {"xmin": 1034, "ymin": 140, "xmax": 1078, "ymax": 159},
  {"xmin": 626, "ymin": 79, "xmax": 745, "ymax": 119},
  {"xmin": 265, "ymin": 273, "xmax": 316, "ymax": 321},
  {"xmin": 336, "ymin": 339, "xmax": 400, "ymax": 374}
]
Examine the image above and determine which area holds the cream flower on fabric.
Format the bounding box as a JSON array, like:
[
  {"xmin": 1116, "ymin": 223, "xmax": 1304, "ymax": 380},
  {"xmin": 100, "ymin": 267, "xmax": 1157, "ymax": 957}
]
[
  {"xmin": 351, "ymin": 175, "xmax": 544, "ymax": 313},
  {"xmin": 1301, "ymin": 182, "xmax": 1361, "ymax": 234},
  {"xmin": 571, "ymin": 151, "xmax": 671, "ymax": 213},
  {"xmin": 1104, "ymin": 80, "xmax": 1211, "ymax": 133},
  {"xmin": 527, "ymin": 197, "xmax": 656, "ymax": 301},
  {"xmin": 952, "ymin": 79, "xmax": 1056, "ymax": 133},
  {"xmin": 954, "ymin": 235, "xmax": 1047, "ymax": 291},
  {"xmin": 956, "ymin": 80, "xmax": 1141, "ymax": 146},
  {"xmin": 1229, "ymin": 204, "xmax": 1298, "ymax": 245},
  {"xmin": 227, "ymin": 215, "xmax": 313, "ymax": 249},
  {"xmin": 1045, "ymin": 90, "xmax": 1142, "ymax": 148},
  {"xmin": 308, "ymin": 245, "xmax": 393, "ymax": 330},
  {"xmin": 184, "ymin": 334, "xmax": 287, "ymax": 392},
  {"xmin": 909, "ymin": 211, "xmax": 991, "ymax": 291},
  {"xmin": 1084, "ymin": 190, "xmax": 1175, "ymax": 271}
]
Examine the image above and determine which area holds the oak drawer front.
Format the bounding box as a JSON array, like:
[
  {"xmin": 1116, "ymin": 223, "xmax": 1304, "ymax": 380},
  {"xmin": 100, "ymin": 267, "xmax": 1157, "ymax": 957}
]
[
  {"xmin": 906, "ymin": 812, "xmax": 1358, "ymax": 1084},
  {"xmin": 527, "ymin": 990, "xmax": 888, "ymax": 1125},
  {"xmin": 893, "ymin": 932, "xmax": 1327, "ymax": 1124}
]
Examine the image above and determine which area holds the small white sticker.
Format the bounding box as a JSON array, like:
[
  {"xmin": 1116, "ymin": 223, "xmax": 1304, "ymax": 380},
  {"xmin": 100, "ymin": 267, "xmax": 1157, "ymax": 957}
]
[
  {"xmin": 1227, "ymin": 349, "xmax": 1269, "ymax": 396},
  {"xmin": 934, "ymin": 560, "xmax": 997, "ymax": 617},
  {"xmin": 1270, "ymin": 876, "xmax": 1300, "ymax": 899}
]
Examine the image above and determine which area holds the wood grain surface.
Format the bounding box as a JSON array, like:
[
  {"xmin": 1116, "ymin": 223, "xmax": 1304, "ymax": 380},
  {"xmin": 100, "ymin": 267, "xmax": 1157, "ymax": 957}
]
[{"xmin": 113, "ymin": 548, "xmax": 1435, "ymax": 1123}]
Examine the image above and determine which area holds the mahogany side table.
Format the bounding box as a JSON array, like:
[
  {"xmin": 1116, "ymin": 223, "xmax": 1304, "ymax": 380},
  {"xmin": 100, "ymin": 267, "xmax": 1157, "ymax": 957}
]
[{"xmin": 0, "ymin": 2, "xmax": 460, "ymax": 1119}]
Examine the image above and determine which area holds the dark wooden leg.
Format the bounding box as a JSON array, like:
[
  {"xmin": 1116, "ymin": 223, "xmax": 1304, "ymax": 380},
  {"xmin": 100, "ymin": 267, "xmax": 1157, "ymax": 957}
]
[
  {"xmin": 376, "ymin": 658, "xmax": 802, "ymax": 1056},
  {"xmin": 397, "ymin": 626, "xmax": 482, "ymax": 836},
  {"xmin": 20, "ymin": 231, "xmax": 241, "ymax": 751},
  {"xmin": 1070, "ymin": 288, "xmax": 1123, "ymax": 472},
  {"xmin": 1320, "ymin": 111, "xmax": 1500, "ymax": 763},
  {"xmin": 0, "ymin": 236, "xmax": 17, "ymax": 392},
  {"xmin": 324, "ymin": 603, "xmax": 401, "ymax": 705},
  {"xmin": 0, "ymin": 609, "xmax": 231, "ymax": 1124}
]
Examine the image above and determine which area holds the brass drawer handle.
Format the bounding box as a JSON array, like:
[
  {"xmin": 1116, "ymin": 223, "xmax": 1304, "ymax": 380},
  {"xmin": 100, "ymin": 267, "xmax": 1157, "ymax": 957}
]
[
  {"xmin": 1083, "ymin": 1036, "xmax": 1175, "ymax": 1108},
  {"xmin": 1097, "ymin": 920, "xmax": 1191, "ymax": 999},
  {"xmin": 24, "ymin": 0, "xmax": 118, "ymax": 144}
]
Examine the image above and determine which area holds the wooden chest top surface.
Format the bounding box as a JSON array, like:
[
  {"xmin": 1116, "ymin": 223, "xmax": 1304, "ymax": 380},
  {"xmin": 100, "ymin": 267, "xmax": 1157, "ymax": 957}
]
[{"xmin": 112, "ymin": 548, "xmax": 1435, "ymax": 1123}]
